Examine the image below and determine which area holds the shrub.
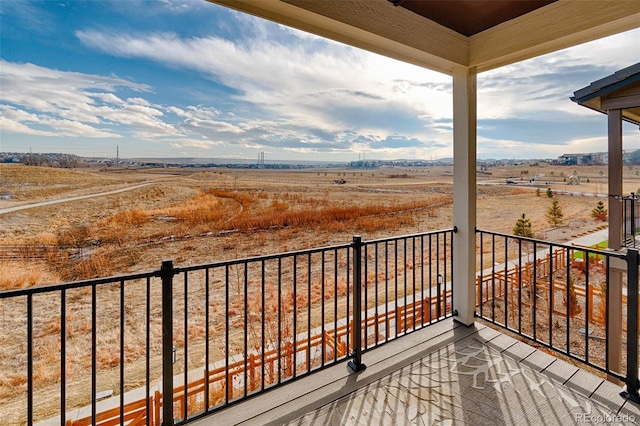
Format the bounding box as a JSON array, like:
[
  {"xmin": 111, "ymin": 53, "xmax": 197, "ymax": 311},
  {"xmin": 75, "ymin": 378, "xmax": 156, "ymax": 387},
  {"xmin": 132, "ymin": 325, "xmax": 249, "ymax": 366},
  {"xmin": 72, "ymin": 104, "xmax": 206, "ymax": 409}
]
[
  {"xmin": 513, "ymin": 213, "xmax": 534, "ymax": 238},
  {"xmin": 545, "ymin": 199, "xmax": 564, "ymax": 227},
  {"xmin": 0, "ymin": 262, "xmax": 60, "ymax": 289},
  {"xmin": 563, "ymin": 277, "xmax": 582, "ymax": 318},
  {"xmin": 591, "ymin": 201, "xmax": 607, "ymax": 221},
  {"xmin": 593, "ymin": 282, "xmax": 607, "ymax": 324}
]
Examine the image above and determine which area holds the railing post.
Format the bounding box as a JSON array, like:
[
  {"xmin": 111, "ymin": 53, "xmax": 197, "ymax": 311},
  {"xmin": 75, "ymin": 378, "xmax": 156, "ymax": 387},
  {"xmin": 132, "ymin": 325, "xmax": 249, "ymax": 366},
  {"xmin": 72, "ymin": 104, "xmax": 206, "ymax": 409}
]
[
  {"xmin": 161, "ymin": 260, "xmax": 175, "ymax": 425},
  {"xmin": 348, "ymin": 236, "xmax": 366, "ymax": 372},
  {"xmin": 631, "ymin": 194, "xmax": 636, "ymax": 246},
  {"xmin": 623, "ymin": 248, "xmax": 640, "ymax": 402},
  {"xmin": 437, "ymin": 274, "xmax": 442, "ymax": 319}
]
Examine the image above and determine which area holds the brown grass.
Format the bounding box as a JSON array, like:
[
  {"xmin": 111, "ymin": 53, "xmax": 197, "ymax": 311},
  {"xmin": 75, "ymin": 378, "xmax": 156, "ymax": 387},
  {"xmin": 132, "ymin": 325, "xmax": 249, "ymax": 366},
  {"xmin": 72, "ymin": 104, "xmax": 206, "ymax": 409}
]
[
  {"xmin": 227, "ymin": 197, "xmax": 450, "ymax": 233},
  {"xmin": 0, "ymin": 163, "xmax": 626, "ymax": 423},
  {"xmin": 0, "ymin": 262, "xmax": 60, "ymax": 290},
  {"xmin": 0, "ymin": 164, "xmax": 134, "ymax": 202}
]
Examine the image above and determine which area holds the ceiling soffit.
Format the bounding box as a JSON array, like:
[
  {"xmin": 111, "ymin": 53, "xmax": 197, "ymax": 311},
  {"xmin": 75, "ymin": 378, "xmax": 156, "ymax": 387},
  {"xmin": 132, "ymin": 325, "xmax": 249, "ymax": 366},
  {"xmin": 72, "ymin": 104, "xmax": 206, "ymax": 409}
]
[
  {"xmin": 390, "ymin": 0, "xmax": 556, "ymax": 37},
  {"xmin": 211, "ymin": 0, "xmax": 640, "ymax": 75},
  {"xmin": 469, "ymin": 1, "xmax": 640, "ymax": 72},
  {"xmin": 211, "ymin": 0, "xmax": 468, "ymax": 75}
]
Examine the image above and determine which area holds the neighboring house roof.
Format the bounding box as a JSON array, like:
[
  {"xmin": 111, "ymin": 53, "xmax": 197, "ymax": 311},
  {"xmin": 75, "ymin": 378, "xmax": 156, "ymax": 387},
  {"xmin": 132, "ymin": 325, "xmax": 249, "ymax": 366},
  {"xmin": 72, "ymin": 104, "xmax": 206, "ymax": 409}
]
[{"xmin": 571, "ymin": 62, "xmax": 640, "ymax": 127}]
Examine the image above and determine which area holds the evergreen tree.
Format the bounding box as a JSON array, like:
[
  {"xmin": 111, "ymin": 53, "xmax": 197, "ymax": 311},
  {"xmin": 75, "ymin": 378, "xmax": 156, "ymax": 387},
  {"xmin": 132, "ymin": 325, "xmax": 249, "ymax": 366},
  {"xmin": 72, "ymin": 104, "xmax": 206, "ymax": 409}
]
[
  {"xmin": 591, "ymin": 200, "xmax": 607, "ymax": 221},
  {"xmin": 536, "ymin": 188, "xmax": 541, "ymax": 197},
  {"xmin": 513, "ymin": 213, "xmax": 534, "ymax": 238},
  {"xmin": 546, "ymin": 188, "xmax": 553, "ymax": 198},
  {"xmin": 546, "ymin": 199, "xmax": 564, "ymax": 227},
  {"xmin": 564, "ymin": 277, "xmax": 582, "ymax": 318}
]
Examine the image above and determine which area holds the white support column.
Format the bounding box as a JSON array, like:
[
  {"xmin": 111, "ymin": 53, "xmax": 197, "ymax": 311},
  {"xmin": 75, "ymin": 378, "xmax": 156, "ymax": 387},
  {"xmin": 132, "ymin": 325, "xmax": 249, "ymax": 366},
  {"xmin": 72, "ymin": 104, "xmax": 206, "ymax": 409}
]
[
  {"xmin": 452, "ymin": 66, "xmax": 477, "ymax": 326},
  {"xmin": 608, "ymin": 109, "xmax": 623, "ymax": 249},
  {"xmin": 607, "ymin": 108, "xmax": 623, "ymax": 382}
]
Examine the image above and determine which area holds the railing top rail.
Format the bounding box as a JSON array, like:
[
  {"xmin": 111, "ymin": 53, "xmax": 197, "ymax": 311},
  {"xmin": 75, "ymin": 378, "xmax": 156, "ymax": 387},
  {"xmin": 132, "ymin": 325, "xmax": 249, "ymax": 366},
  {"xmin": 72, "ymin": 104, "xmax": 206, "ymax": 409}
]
[
  {"xmin": 475, "ymin": 228, "xmax": 626, "ymax": 260},
  {"xmin": 0, "ymin": 270, "xmax": 159, "ymax": 299},
  {"xmin": 362, "ymin": 228, "xmax": 455, "ymax": 245}
]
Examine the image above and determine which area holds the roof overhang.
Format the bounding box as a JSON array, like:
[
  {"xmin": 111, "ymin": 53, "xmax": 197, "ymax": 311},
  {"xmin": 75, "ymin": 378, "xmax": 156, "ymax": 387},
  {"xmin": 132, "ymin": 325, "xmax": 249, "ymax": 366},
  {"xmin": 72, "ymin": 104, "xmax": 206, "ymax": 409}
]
[
  {"xmin": 209, "ymin": 0, "xmax": 640, "ymax": 75},
  {"xmin": 572, "ymin": 62, "xmax": 640, "ymax": 127},
  {"xmin": 390, "ymin": 0, "xmax": 558, "ymax": 37}
]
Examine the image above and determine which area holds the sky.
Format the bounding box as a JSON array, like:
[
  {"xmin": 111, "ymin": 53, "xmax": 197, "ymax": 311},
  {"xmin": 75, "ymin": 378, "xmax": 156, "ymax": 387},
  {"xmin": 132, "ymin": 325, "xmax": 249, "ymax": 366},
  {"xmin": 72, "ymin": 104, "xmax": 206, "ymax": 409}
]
[{"xmin": 1, "ymin": 0, "xmax": 639, "ymax": 162}]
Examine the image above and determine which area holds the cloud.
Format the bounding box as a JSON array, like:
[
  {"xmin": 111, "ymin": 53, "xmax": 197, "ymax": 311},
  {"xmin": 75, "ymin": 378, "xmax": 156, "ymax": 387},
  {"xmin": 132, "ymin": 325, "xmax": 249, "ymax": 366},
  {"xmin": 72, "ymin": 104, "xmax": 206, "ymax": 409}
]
[
  {"xmin": 478, "ymin": 115, "xmax": 606, "ymax": 145},
  {"xmin": 182, "ymin": 118, "xmax": 243, "ymax": 134},
  {"xmin": 0, "ymin": 60, "xmax": 185, "ymax": 139},
  {"xmin": 73, "ymin": 22, "xmax": 638, "ymax": 161},
  {"xmin": 167, "ymin": 105, "xmax": 220, "ymax": 119},
  {"xmin": 74, "ymin": 26, "xmax": 453, "ymax": 154},
  {"xmin": 0, "ymin": 104, "xmax": 120, "ymax": 138},
  {"xmin": 473, "ymin": 29, "xmax": 640, "ymax": 158},
  {"xmin": 0, "ymin": 0, "xmax": 57, "ymax": 34},
  {"xmin": 479, "ymin": 29, "xmax": 640, "ymax": 121},
  {"xmin": 4, "ymin": 1, "xmax": 638, "ymax": 161},
  {"xmin": 158, "ymin": 0, "xmax": 194, "ymax": 12},
  {"xmin": 370, "ymin": 135, "xmax": 429, "ymax": 149},
  {"xmin": 168, "ymin": 137, "xmax": 221, "ymax": 150}
]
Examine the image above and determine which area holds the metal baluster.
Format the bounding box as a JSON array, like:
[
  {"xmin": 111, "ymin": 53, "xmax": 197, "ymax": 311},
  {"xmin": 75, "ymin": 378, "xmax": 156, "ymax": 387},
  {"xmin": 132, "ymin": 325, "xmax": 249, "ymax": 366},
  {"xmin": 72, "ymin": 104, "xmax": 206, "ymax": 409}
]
[
  {"xmin": 348, "ymin": 236, "xmax": 365, "ymax": 372},
  {"xmin": 161, "ymin": 260, "xmax": 174, "ymax": 425},
  {"xmin": 623, "ymin": 248, "xmax": 639, "ymax": 401}
]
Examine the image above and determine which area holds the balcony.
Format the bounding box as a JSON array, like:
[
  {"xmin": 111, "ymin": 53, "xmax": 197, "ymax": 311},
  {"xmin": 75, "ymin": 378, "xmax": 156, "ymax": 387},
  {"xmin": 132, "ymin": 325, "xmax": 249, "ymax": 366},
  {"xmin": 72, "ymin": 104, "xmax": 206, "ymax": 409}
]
[
  {"xmin": 2, "ymin": 2, "xmax": 639, "ymax": 425},
  {"xmin": 1, "ymin": 229, "xmax": 638, "ymax": 425},
  {"xmin": 195, "ymin": 320, "xmax": 638, "ymax": 425}
]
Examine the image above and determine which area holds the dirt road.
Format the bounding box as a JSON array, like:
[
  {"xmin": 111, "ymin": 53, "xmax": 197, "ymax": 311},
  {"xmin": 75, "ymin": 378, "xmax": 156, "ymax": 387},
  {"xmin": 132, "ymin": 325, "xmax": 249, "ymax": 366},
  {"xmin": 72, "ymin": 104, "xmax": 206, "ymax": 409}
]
[{"xmin": 0, "ymin": 183, "xmax": 151, "ymax": 215}]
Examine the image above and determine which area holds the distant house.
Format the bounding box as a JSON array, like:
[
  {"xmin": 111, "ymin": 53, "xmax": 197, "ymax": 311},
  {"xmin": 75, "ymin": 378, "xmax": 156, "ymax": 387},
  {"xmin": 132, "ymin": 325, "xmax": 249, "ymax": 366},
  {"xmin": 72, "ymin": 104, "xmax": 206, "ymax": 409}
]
[
  {"xmin": 554, "ymin": 150, "xmax": 640, "ymax": 165},
  {"xmin": 555, "ymin": 153, "xmax": 595, "ymax": 165}
]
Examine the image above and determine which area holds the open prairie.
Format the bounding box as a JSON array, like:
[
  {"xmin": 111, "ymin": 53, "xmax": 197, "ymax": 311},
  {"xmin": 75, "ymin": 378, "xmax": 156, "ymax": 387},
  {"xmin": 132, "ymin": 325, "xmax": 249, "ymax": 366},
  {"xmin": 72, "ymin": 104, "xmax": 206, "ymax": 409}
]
[
  {"xmin": 1, "ymin": 162, "xmax": 637, "ymax": 423},
  {"xmin": 2, "ymin": 162, "xmax": 637, "ymax": 286}
]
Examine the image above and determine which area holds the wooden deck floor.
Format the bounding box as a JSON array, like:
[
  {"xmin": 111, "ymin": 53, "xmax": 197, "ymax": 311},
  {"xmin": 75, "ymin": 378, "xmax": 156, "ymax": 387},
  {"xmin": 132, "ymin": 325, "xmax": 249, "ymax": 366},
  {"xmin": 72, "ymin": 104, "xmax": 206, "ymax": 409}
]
[{"xmin": 193, "ymin": 320, "xmax": 640, "ymax": 425}]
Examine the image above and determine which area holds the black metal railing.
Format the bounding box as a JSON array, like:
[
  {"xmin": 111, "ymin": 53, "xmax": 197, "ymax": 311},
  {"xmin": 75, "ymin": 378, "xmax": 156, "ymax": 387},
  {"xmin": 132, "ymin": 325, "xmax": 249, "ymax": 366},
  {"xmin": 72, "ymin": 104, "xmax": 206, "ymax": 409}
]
[
  {"xmin": 476, "ymin": 229, "xmax": 639, "ymax": 402},
  {"xmin": 620, "ymin": 193, "xmax": 640, "ymax": 248},
  {"xmin": 0, "ymin": 228, "xmax": 454, "ymax": 426},
  {"xmin": 0, "ymin": 271, "xmax": 162, "ymax": 426}
]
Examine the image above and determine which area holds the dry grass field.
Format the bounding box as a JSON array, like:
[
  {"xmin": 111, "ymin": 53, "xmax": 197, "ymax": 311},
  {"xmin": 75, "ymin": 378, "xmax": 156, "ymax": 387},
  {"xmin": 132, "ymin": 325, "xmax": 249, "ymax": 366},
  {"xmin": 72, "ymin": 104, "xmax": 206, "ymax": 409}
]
[
  {"xmin": 1, "ymin": 162, "xmax": 638, "ymax": 424},
  {"xmin": 4, "ymin": 162, "xmax": 636, "ymax": 284}
]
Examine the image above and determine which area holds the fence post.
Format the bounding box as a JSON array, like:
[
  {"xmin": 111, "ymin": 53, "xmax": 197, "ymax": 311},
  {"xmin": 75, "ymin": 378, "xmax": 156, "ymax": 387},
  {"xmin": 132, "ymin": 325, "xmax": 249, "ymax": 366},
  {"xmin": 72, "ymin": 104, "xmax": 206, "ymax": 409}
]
[
  {"xmin": 348, "ymin": 236, "xmax": 366, "ymax": 372},
  {"xmin": 623, "ymin": 249, "xmax": 639, "ymax": 402},
  {"xmin": 248, "ymin": 354, "xmax": 256, "ymax": 392},
  {"xmin": 160, "ymin": 260, "xmax": 175, "ymax": 425}
]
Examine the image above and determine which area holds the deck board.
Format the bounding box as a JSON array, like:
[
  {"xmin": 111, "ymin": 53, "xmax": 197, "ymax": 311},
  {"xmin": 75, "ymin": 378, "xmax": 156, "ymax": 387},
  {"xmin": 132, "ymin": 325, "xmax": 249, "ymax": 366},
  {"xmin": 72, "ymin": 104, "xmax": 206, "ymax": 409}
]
[
  {"xmin": 192, "ymin": 319, "xmax": 638, "ymax": 425},
  {"xmin": 565, "ymin": 369, "xmax": 605, "ymax": 396},
  {"xmin": 539, "ymin": 358, "xmax": 580, "ymax": 384},
  {"xmin": 519, "ymin": 348, "xmax": 557, "ymax": 372},
  {"xmin": 501, "ymin": 340, "xmax": 537, "ymax": 362},
  {"xmin": 591, "ymin": 379, "xmax": 629, "ymax": 413},
  {"xmin": 621, "ymin": 398, "xmax": 640, "ymax": 418}
]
